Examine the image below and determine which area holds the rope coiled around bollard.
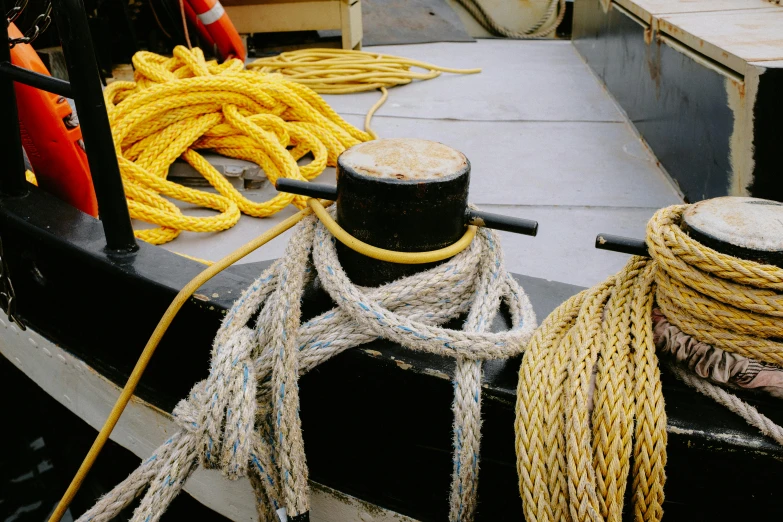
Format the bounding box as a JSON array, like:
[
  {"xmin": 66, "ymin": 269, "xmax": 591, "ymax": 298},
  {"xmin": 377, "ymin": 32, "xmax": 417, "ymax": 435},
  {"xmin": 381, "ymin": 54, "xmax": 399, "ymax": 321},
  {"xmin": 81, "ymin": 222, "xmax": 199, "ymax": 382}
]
[
  {"xmin": 515, "ymin": 205, "xmax": 783, "ymax": 522},
  {"xmin": 105, "ymin": 46, "xmax": 373, "ymax": 246},
  {"xmin": 76, "ymin": 208, "xmax": 536, "ymax": 522}
]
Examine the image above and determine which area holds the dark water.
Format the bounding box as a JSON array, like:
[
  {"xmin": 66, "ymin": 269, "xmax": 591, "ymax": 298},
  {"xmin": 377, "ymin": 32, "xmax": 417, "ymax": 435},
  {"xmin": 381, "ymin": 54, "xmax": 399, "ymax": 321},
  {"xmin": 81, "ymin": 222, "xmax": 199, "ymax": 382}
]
[{"xmin": 0, "ymin": 357, "xmax": 229, "ymax": 522}]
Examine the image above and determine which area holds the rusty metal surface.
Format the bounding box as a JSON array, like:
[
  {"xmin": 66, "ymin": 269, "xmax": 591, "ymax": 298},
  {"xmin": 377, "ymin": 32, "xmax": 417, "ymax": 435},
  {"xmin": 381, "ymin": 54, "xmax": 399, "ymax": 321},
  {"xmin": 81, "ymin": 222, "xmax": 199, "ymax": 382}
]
[
  {"xmin": 683, "ymin": 196, "xmax": 783, "ymax": 266},
  {"xmin": 340, "ymin": 138, "xmax": 467, "ymax": 180},
  {"xmin": 573, "ymin": 0, "xmax": 736, "ymax": 202},
  {"xmin": 685, "ymin": 197, "xmax": 783, "ymax": 252}
]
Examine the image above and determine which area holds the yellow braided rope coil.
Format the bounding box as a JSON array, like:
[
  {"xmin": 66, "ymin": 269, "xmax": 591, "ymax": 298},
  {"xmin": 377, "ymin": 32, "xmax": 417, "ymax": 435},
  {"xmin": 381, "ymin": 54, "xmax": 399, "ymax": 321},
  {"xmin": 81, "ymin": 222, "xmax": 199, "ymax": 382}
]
[
  {"xmin": 247, "ymin": 48, "xmax": 482, "ymax": 94},
  {"xmin": 515, "ymin": 205, "xmax": 783, "ymax": 522},
  {"xmin": 247, "ymin": 49, "xmax": 481, "ymax": 139},
  {"xmin": 104, "ymin": 46, "xmax": 373, "ymax": 245}
]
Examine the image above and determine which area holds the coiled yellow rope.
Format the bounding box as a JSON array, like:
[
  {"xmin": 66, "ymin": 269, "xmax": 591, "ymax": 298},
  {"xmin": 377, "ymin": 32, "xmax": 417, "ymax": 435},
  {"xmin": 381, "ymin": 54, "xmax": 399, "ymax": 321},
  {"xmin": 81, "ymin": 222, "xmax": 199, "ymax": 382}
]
[
  {"xmin": 247, "ymin": 48, "xmax": 482, "ymax": 94},
  {"xmin": 248, "ymin": 48, "xmax": 481, "ymax": 138},
  {"xmin": 105, "ymin": 47, "xmax": 480, "ymax": 247},
  {"xmin": 105, "ymin": 46, "xmax": 372, "ymax": 246},
  {"xmin": 515, "ymin": 205, "xmax": 783, "ymax": 522}
]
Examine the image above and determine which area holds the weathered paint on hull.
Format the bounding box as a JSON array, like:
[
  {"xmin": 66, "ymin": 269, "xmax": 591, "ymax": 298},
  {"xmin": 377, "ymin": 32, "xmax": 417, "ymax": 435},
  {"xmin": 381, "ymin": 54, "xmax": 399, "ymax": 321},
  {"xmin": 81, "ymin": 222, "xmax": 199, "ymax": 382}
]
[{"xmin": 573, "ymin": 0, "xmax": 783, "ymax": 203}]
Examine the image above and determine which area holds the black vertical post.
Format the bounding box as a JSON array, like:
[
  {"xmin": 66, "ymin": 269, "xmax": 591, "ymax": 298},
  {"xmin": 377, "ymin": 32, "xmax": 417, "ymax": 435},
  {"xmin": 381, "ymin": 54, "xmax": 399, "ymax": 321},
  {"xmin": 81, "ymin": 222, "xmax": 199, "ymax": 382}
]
[
  {"xmin": 50, "ymin": 0, "xmax": 138, "ymax": 253},
  {"xmin": 0, "ymin": 3, "xmax": 30, "ymax": 196}
]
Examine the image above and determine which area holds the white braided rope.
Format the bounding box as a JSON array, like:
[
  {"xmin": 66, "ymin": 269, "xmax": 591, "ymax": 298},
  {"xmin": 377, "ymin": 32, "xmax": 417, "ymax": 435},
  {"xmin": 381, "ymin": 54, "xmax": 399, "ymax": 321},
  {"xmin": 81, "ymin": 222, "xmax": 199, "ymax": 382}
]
[
  {"xmin": 77, "ymin": 211, "xmax": 537, "ymax": 522},
  {"xmin": 666, "ymin": 362, "xmax": 783, "ymax": 446}
]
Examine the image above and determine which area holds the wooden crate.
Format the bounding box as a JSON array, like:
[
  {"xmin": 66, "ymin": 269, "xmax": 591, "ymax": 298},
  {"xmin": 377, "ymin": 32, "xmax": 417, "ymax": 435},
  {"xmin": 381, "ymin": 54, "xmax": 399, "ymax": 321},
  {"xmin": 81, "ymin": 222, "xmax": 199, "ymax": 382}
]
[{"xmin": 222, "ymin": 0, "xmax": 362, "ymax": 50}]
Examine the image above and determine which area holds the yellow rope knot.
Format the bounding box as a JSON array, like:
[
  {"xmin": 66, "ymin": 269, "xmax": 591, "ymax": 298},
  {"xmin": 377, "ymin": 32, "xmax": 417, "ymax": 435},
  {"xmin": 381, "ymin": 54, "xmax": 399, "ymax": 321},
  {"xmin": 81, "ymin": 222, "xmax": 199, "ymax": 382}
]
[
  {"xmin": 105, "ymin": 46, "xmax": 373, "ymax": 245},
  {"xmin": 515, "ymin": 204, "xmax": 783, "ymax": 522}
]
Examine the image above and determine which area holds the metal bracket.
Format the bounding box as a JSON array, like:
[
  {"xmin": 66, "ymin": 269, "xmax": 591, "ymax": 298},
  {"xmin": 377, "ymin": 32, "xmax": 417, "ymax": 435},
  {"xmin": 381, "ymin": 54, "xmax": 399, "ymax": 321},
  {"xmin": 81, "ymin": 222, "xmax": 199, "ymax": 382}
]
[
  {"xmin": 275, "ymin": 178, "xmax": 539, "ymax": 237},
  {"xmin": 595, "ymin": 233, "xmax": 649, "ymax": 257}
]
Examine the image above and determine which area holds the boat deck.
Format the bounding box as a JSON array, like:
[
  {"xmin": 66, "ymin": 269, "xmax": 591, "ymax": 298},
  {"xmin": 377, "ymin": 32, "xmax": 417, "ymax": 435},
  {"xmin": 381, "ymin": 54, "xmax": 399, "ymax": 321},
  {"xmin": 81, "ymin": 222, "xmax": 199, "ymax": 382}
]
[{"xmin": 154, "ymin": 39, "xmax": 682, "ymax": 288}]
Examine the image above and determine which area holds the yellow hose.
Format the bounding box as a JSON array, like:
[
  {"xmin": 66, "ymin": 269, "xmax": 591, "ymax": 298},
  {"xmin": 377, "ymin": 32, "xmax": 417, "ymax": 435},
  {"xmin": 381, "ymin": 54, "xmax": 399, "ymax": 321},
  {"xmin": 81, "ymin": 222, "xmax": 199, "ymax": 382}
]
[
  {"xmin": 50, "ymin": 199, "xmax": 476, "ymax": 521},
  {"xmin": 48, "ymin": 207, "xmax": 313, "ymax": 522},
  {"xmin": 51, "ymin": 47, "xmax": 483, "ymax": 521},
  {"xmin": 308, "ymin": 198, "xmax": 476, "ymax": 263}
]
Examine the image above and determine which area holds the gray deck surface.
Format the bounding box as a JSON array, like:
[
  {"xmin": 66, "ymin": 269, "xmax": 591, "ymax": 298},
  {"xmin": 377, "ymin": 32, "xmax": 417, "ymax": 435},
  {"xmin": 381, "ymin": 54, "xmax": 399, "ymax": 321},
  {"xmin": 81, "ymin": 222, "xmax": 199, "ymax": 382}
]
[{"xmin": 154, "ymin": 40, "xmax": 682, "ymax": 288}]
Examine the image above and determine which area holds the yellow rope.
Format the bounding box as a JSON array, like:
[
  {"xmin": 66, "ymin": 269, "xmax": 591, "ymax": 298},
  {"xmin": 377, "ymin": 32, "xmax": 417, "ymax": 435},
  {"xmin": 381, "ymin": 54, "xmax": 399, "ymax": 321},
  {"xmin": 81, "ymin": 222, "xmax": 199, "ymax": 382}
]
[
  {"xmin": 308, "ymin": 199, "xmax": 476, "ymax": 263},
  {"xmin": 105, "ymin": 46, "xmax": 373, "ymax": 246},
  {"xmin": 515, "ymin": 205, "xmax": 783, "ymax": 522},
  {"xmin": 104, "ymin": 47, "xmax": 480, "ymax": 246},
  {"xmin": 248, "ymin": 48, "xmax": 482, "ymax": 93},
  {"xmin": 247, "ymin": 48, "xmax": 481, "ymax": 139}
]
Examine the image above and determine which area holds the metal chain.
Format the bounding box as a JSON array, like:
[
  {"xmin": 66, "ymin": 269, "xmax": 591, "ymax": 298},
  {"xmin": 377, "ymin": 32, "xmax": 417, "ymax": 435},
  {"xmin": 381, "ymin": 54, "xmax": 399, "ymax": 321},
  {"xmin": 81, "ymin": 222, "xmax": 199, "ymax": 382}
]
[
  {"xmin": 7, "ymin": 2, "xmax": 52, "ymax": 48},
  {"xmin": 0, "ymin": 237, "xmax": 25, "ymax": 330},
  {"xmin": 6, "ymin": 0, "xmax": 28, "ymax": 25}
]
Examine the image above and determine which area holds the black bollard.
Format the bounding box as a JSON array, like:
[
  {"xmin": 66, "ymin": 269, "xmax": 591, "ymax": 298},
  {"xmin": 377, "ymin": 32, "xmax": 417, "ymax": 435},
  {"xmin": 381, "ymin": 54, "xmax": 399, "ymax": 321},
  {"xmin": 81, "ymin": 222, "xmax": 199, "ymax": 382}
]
[
  {"xmin": 596, "ymin": 197, "xmax": 783, "ymax": 268},
  {"xmin": 334, "ymin": 138, "xmax": 471, "ymax": 287}
]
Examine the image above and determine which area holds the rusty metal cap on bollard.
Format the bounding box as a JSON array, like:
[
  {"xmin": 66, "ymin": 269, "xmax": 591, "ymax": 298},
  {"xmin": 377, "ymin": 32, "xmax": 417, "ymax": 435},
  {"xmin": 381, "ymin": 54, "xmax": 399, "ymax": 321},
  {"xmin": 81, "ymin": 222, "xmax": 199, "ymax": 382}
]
[
  {"xmin": 682, "ymin": 196, "xmax": 783, "ymax": 268},
  {"xmin": 339, "ymin": 138, "xmax": 469, "ymax": 181}
]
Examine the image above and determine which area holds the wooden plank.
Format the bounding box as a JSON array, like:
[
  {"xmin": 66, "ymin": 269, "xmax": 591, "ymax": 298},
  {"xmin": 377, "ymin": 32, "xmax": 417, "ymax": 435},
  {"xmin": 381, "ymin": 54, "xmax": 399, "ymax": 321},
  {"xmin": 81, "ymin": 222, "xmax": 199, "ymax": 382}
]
[
  {"xmin": 753, "ymin": 60, "xmax": 783, "ymax": 69},
  {"xmin": 657, "ymin": 7, "xmax": 783, "ymax": 74},
  {"xmin": 614, "ymin": 0, "xmax": 772, "ymax": 25},
  {"xmin": 224, "ymin": 1, "xmax": 342, "ymax": 34},
  {"xmin": 340, "ymin": 0, "xmax": 362, "ymax": 49}
]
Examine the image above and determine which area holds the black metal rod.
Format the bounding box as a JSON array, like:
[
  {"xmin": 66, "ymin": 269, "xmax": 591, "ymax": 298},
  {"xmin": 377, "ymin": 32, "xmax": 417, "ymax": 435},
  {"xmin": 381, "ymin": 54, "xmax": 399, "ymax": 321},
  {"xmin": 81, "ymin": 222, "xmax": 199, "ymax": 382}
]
[
  {"xmin": 50, "ymin": 0, "xmax": 138, "ymax": 253},
  {"xmin": 0, "ymin": 5, "xmax": 29, "ymax": 196},
  {"xmin": 467, "ymin": 210, "xmax": 538, "ymax": 237},
  {"xmin": 275, "ymin": 179, "xmax": 540, "ymax": 237},
  {"xmin": 0, "ymin": 62, "xmax": 73, "ymax": 97},
  {"xmin": 275, "ymin": 178, "xmax": 337, "ymax": 200},
  {"xmin": 595, "ymin": 233, "xmax": 650, "ymax": 257}
]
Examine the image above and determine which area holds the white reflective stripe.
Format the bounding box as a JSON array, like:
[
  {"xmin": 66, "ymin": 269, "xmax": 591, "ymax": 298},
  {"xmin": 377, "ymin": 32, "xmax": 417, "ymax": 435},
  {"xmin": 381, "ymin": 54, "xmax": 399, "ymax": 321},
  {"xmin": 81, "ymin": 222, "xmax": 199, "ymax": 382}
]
[{"xmin": 197, "ymin": 1, "xmax": 224, "ymax": 25}]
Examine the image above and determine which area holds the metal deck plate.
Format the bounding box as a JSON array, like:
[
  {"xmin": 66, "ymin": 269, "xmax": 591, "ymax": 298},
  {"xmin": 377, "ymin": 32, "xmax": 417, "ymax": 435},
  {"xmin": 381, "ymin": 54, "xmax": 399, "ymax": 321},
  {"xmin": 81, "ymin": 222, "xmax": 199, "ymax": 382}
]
[{"xmin": 152, "ymin": 40, "xmax": 682, "ymax": 288}]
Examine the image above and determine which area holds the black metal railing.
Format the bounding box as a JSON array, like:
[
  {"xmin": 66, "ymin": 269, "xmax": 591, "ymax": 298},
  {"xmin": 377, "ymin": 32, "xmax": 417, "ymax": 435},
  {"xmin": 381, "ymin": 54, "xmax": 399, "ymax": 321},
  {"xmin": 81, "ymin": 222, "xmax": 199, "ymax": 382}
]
[{"xmin": 1, "ymin": 0, "xmax": 137, "ymax": 253}]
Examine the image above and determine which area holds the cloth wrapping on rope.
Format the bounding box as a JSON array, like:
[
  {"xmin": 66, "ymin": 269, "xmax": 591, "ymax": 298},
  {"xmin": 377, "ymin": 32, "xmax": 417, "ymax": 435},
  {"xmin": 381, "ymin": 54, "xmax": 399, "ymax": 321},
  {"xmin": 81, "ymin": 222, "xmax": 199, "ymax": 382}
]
[
  {"xmin": 653, "ymin": 309, "xmax": 783, "ymax": 399},
  {"xmin": 515, "ymin": 205, "xmax": 783, "ymax": 522},
  {"xmin": 77, "ymin": 209, "xmax": 536, "ymax": 522}
]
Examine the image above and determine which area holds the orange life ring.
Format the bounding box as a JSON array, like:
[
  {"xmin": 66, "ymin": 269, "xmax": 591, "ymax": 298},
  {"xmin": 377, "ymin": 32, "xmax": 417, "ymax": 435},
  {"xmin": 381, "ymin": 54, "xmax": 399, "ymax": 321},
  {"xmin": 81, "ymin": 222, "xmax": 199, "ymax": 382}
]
[
  {"xmin": 185, "ymin": 0, "xmax": 245, "ymax": 62},
  {"xmin": 9, "ymin": 23, "xmax": 99, "ymax": 217}
]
